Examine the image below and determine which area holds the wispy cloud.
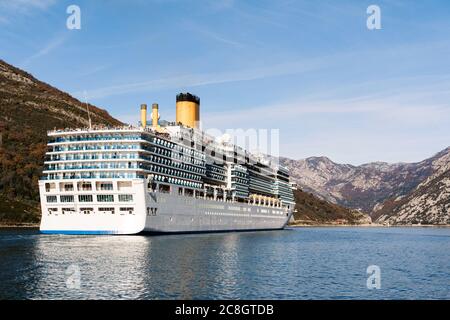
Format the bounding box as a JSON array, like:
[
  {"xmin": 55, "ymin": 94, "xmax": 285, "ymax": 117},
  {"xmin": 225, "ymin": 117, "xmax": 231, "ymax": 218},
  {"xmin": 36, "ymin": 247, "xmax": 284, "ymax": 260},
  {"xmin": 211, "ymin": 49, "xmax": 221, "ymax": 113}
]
[
  {"xmin": 74, "ymin": 57, "xmax": 328, "ymax": 99},
  {"xmin": 0, "ymin": 0, "xmax": 55, "ymax": 10},
  {"xmin": 77, "ymin": 38, "xmax": 450, "ymax": 100},
  {"xmin": 20, "ymin": 34, "xmax": 68, "ymax": 67},
  {"xmin": 186, "ymin": 21, "xmax": 245, "ymax": 47},
  {"xmin": 0, "ymin": 0, "xmax": 56, "ymax": 23},
  {"xmin": 229, "ymin": 1, "xmax": 289, "ymax": 29},
  {"xmin": 202, "ymin": 84, "xmax": 450, "ymax": 129},
  {"xmin": 77, "ymin": 64, "xmax": 111, "ymax": 78},
  {"xmin": 199, "ymin": 88, "xmax": 450, "ymax": 164}
]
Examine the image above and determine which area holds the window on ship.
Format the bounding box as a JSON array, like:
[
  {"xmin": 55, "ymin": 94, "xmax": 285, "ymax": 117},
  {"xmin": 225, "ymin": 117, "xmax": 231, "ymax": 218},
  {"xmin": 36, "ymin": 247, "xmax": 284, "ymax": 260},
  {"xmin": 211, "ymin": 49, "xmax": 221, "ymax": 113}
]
[
  {"xmin": 97, "ymin": 195, "xmax": 114, "ymax": 202},
  {"xmin": 60, "ymin": 195, "xmax": 74, "ymax": 203},
  {"xmin": 78, "ymin": 195, "xmax": 93, "ymax": 202},
  {"xmin": 62, "ymin": 183, "xmax": 74, "ymax": 191},
  {"xmin": 98, "ymin": 182, "xmax": 113, "ymax": 191},
  {"xmin": 159, "ymin": 184, "xmax": 170, "ymax": 193},
  {"xmin": 118, "ymin": 194, "xmax": 133, "ymax": 202},
  {"xmin": 80, "ymin": 208, "xmax": 93, "ymax": 214},
  {"xmin": 46, "ymin": 196, "xmax": 57, "ymax": 203},
  {"xmin": 78, "ymin": 182, "xmax": 92, "ymax": 191}
]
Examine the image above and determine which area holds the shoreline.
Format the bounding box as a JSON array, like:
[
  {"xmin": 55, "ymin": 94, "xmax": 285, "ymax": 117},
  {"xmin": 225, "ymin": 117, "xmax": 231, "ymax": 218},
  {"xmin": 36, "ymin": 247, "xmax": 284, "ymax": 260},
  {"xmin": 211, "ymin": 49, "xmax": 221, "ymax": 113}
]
[
  {"xmin": 288, "ymin": 223, "xmax": 381, "ymax": 227},
  {"xmin": 0, "ymin": 224, "xmax": 39, "ymax": 228},
  {"xmin": 288, "ymin": 223, "xmax": 450, "ymax": 228},
  {"xmin": 1, "ymin": 223, "xmax": 449, "ymax": 229}
]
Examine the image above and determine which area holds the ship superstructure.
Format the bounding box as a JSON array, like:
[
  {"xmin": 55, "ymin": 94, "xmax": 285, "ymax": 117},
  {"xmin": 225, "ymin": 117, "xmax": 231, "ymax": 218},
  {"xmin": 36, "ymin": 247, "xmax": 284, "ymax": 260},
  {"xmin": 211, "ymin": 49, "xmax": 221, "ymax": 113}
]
[{"xmin": 39, "ymin": 93, "xmax": 296, "ymax": 234}]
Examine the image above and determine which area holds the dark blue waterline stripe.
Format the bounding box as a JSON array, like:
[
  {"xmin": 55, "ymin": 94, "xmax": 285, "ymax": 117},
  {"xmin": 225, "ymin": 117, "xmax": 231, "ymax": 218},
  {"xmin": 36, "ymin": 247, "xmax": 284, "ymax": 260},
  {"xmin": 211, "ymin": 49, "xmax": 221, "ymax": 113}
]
[
  {"xmin": 40, "ymin": 228, "xmax": 286, "ymax": 236},
  {"xmin": 40, "ymin": 230, "xmax": 116, "ymax": 235},
  {"xmin": 142, "ymin": 227, "xmax": 284, "ymax": 235}
]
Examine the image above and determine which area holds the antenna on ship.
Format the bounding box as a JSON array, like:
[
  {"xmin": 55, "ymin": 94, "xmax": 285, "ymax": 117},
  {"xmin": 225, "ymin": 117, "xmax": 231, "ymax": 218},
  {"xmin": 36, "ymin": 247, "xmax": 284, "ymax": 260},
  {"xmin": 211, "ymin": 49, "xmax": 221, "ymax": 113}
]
[{"xmin": 83, "ymin": 90, "xmax": 92, "ymax": 130}]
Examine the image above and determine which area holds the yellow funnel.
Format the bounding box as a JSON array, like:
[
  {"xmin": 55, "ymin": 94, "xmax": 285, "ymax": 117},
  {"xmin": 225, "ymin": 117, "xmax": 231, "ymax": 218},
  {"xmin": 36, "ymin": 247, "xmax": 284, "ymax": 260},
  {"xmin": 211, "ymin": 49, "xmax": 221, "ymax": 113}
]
[
  {"xmin": 152, "ymin": 103, "xmax": 159, "ymax": 128},
  {"xmin": 176, "ymin": 93, "xmax": 200, "ymax": 129},
  {"xmin": 140, "ymin": 104, "xmax": 147, "ymax": 128}
]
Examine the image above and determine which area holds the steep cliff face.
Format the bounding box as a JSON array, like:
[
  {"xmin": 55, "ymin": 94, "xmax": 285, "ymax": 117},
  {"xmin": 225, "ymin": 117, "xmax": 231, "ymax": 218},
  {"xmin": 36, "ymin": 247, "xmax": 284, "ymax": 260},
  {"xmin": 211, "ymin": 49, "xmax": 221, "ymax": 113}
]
[
  {"xmin": 374, "ymin": 155, "xmax": 450, "ymax": 225},
  {"xmin": 281, "ymin": 148, "xmax": 449, "ymax": 216},
  {"xmin": 0, "ymin": 59, "xmax": 122, "ymax": 223}
]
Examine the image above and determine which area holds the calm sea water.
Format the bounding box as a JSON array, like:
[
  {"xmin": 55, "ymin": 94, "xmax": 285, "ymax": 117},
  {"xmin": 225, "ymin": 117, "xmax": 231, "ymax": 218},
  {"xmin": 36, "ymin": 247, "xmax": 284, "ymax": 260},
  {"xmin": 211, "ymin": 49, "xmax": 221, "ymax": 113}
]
[{"xmin": 0, "ymin": 227, "xmax": 448, "ymax": 300}]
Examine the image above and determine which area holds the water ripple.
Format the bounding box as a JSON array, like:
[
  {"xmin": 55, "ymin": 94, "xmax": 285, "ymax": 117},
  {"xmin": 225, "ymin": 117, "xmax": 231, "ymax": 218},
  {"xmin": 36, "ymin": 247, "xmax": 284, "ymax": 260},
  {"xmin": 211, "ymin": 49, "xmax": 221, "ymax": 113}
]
[{"xmin": 0, "ymin": 227, "xmax": 449, "ymax": 299}]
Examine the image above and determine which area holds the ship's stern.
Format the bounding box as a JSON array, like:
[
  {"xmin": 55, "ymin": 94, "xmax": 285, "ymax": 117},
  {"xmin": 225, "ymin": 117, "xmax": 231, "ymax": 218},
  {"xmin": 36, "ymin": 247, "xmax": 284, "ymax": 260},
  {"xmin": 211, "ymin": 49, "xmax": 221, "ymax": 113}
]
[{"xmin": 39, "ymin": 179, "xmax": 147, "ymax": 235}]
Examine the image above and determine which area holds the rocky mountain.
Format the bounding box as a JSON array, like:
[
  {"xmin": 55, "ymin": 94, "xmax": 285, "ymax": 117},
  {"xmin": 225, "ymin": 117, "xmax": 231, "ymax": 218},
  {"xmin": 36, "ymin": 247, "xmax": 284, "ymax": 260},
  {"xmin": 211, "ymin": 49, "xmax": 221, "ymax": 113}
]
[
  {"xmin": 292, "ymin": 189, "xmax": 371, "ymax": 225},
  {"xmin": 374, "ymin": 154, "xmax": 450, "ymax": 225},
  {"xmin": 281, "ymin": 147, "xmax": 450, "ymax": 219},
  {"xmin": 0, "ymin": 59, "xmax": 122, "ymax": 224}
]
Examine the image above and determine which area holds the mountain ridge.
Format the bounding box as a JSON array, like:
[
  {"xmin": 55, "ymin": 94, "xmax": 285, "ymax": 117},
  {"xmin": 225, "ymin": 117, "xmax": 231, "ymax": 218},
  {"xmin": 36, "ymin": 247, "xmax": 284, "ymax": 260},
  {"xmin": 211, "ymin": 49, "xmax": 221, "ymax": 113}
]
[{"xmin": 280, "ymin": 147, "xmax": 450, "ymax": 224}]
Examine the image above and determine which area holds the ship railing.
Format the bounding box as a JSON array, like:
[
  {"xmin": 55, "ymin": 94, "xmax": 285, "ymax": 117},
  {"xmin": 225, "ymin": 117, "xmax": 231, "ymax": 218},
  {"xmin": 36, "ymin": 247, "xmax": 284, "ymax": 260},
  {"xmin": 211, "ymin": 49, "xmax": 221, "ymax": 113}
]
[{"xmin": 48, "ymin": 125, "xmax": 143, "ymax": 135}]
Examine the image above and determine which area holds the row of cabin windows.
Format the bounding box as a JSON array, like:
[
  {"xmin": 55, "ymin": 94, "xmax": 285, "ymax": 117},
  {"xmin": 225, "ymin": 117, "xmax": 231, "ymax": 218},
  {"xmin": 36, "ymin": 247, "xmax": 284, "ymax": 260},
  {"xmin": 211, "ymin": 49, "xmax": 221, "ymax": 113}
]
[
  {"xmin": 47, "ymin": 182, "xmax": 114, "ymax": 192},
  {"xmin": 171, "ymin": 151, "xmax": 204, "ymax": 165},
  {"xmin": 232, "ymin": 171, "xmax": 248, "ymax": 178},
  {"xmin": 49, "ymin": 153, "xmax": 138, "ymax": 161},
  {"xmin": 206, "ymin": 172, "xmax": 226, "ymax": 181},
  {"xmin": 151, "ymin": 184, "xmax": 204, "ymax": 198},
  {"xmin": 142, "ymin": 145, "xmax": 204, "ymax": 164},
  {"xmin": 232, "ymin": 177, "xmax": 249, "ymax": 184},
  {"xmin": 149, "ymin": 164, "xmax": 202, "ymax": 181},
  {"xmin": 152, "ymin": 137, "xmax": 204, "ymax": 159},
  {"xmin": 47, "ymin": 194, "xmax": 133, "ymax": 203},
  {"xmin": 46, "ymin": 162, "xmax": 138, "ymax": 171},
  {"xmin": 53, "ymin": 144, "xmax": 140, "ymax": 152},
  {"xmin": 143, "ymin": 154, "xmax": 205, "ymax": 173},
  {"xmin": 206, "ymin": 164, "xmax": 226, "ymax": 175},
  {"xmin": 52, "ymin": 134, "xmax": 141, "ymax": 143},
  {"xmin": 152, "ymin": 174, "xmax": 202, "ymax": 189},
  {"xmin": 50, "ymin": 207, "xmax": 135, "ymax": 215},
  {"xmin": 44, "ymin": 173, "xmax": 145, "ymax": 180}
]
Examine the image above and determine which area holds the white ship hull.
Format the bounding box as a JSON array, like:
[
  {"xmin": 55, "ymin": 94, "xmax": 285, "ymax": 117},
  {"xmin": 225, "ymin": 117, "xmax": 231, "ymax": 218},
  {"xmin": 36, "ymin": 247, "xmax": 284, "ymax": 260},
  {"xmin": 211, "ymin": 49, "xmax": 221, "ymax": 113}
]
[
  {"xmin": 39, "ymin": 179, "xmax": 293, "ymax": 235},
  {"xmin": 144, "ymin": 193, "xmax": 292, "ymax": 234}
]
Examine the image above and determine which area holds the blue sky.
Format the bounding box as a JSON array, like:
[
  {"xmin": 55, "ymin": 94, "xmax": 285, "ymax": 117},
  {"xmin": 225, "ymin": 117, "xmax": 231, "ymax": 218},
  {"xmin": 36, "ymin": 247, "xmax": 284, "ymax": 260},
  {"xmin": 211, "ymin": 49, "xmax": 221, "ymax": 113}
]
[{"xmin": 1, "ymin": 0, "xmax": 450, "ymax": 164}]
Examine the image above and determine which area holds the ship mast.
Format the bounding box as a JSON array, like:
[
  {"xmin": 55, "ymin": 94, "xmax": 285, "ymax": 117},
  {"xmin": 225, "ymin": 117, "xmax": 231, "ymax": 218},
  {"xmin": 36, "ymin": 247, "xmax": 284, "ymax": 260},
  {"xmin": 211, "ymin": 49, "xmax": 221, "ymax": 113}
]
[{"xmin": 83, "ymin": 90, "xmax": 92, "ymax": 130}]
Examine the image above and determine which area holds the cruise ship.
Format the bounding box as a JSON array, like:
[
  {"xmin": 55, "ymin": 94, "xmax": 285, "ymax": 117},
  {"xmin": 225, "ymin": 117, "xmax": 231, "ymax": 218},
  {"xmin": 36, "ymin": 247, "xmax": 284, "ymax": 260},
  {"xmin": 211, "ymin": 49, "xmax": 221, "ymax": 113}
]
[{"xmin": 39, "ymin": 93, "xmax": 296, "ymax": 234}]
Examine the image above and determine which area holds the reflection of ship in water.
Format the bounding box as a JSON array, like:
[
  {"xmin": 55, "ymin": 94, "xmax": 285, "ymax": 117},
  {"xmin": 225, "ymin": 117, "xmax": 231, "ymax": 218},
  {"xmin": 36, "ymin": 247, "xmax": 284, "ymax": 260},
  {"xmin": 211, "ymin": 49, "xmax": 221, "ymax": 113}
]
[
  {"xmin": 25, "ymin": 235, "xmax": 152, "ymax": 299},
  {"xmin": 2, "ymin": 226, "xmax": 289, "ymax": 299},
  {"xmin": 10, "ymin": 232, "xmax": 248, "ymax": 299},
  {"xmin": 141, "ymin": 233, "xmax": 244, "ymax": 299},
  {"xmin": 39, "ymin": 93, "xmax": 296, "ymax": 234}
]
